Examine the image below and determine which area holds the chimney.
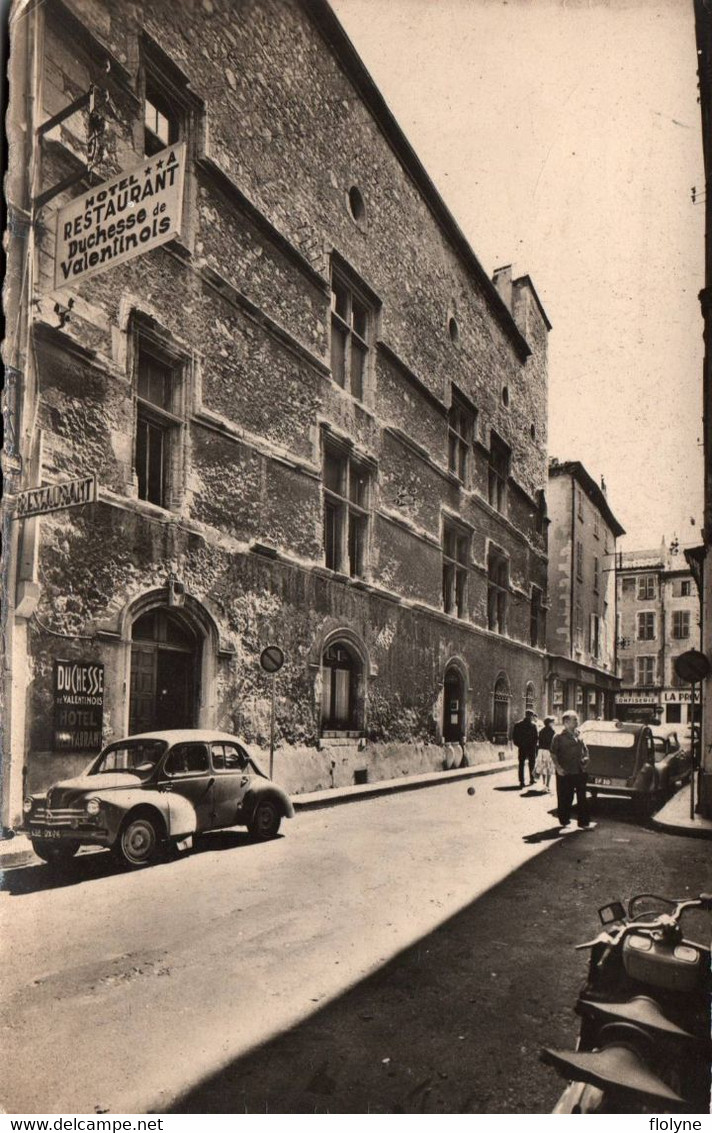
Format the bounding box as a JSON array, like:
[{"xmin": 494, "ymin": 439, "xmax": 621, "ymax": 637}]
[{"xmin": 492, "ymin": 265, "xmax": 513, "ymax": 313}]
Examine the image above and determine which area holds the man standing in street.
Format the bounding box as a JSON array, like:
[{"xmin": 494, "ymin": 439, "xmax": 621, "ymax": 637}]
[
  {"xmin": 550, "ymin": 710, "xmax": 592, "ymax": 829},
  {"xmin": 512, "ymin": 708, "xmax": 539, "ymax": 790}
]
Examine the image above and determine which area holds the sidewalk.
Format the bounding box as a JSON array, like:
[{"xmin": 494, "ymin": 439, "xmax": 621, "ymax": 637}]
[
  {"xmin": 651, "ymin": 781, "xmax": 712, "ymax": 839},
  {"xmin": 0, "ymin": 758, "xmax": 516, "ymax": 871}
]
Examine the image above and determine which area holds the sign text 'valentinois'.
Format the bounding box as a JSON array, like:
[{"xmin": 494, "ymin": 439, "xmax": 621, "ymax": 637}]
[{"xmin": 54, "ymin": 144, "xmax": 186, "ymax": 289}]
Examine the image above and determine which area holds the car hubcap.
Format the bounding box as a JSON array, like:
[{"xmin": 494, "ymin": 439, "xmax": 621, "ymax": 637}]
[
  {"xmin": 257, "ymin": 805, "xmax": 276, "ymax": 835},
  {"xmin": 123, "ymin": 820, "xmax": 156, "ymax": 863}
]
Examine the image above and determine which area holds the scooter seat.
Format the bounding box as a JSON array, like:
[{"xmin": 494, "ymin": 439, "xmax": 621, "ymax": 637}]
[
  {"xmin": 577, "ymin": 995, "xmax": 701, "ymax": 1042},
  {"xmin": 541, "ymin": 1044, "xmax": 687, "ymax": 1106}
]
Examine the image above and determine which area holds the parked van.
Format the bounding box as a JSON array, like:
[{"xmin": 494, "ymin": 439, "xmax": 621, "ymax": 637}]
[{"xmin": 578, "ymin": 721, "xmax": 658, "ymax": 812}]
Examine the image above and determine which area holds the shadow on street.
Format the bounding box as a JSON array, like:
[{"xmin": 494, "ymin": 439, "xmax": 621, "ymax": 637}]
[
  {"xmin": 0, "ymin": 829, "xmax": 266, "ymax": 896},
  {"xmin": 166, "ymin": 819, "xmax": 708, "ymax": 1115}
]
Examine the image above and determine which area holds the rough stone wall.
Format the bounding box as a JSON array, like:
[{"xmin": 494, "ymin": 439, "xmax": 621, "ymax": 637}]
[{"xmin": 20, "ymin": 0, "xmax": 550, "ymax": 794}]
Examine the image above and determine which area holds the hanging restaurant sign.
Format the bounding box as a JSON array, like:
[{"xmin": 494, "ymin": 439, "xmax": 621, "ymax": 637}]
[
  {"xmin": 14, "ymin": 475, "xmax": 96, "ymax": 520},
  {"xmin": 54, "ymin": 660, "xmax": 104, "ymax": 751},
  {"xmin": 54, "ymin": 143, "xmax": 186, "ymax": 289}
]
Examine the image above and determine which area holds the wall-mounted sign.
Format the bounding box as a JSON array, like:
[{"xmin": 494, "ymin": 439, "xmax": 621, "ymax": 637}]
[
  {"xmin": 662, "ymin": 688, "xmax": 701, "ymax": 705},
  {"xmin": 53, "ymin": 659, "xmax": 104, "ymax": 751},
  {"xmin": 15, "ymin": 474, "xmax": 96, "ymax": 520},
  {"xmin": 616, "ymin": 691, "xmax": 658, "ymax": 705},
  {"xmin": 54, "ymin": 143, "xmax": 186, "ymax": 290}
]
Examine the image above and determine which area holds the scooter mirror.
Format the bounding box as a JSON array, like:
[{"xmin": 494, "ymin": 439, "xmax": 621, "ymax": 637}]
[{"xmin": 598, "ymin": 901, "xmax": 626, "ymax": 925}]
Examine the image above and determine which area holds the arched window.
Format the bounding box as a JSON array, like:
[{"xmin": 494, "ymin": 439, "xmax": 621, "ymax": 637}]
[
  {"xmin": 129, "ymin": 608, "xmax": 200, "ymax": 734},
  {"xmin": 493, "ymin": 674, "xmax": 511, "ymax": 742},
  {"xmin": 525, "ymin": 682, "xmax": 536, "ymax": 713},
  {"xmin": 321, "ymin": 642, "xmax": 360, "ymax": 733}
]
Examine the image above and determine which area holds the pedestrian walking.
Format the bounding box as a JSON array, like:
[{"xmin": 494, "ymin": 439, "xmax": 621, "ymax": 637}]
[
  {"xmin": 550, "ymin": 710, "xmax": 592, "ymax": 829},
  {"xmin": 535, "ymin": 715, "xmax": 556, "ymax": 793},
  {"xmin": 512, "ymin": 708, "xmax": 539, "ymax": 789}
]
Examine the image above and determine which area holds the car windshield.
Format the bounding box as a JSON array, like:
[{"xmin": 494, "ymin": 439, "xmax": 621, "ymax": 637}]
[{"xmin": 91, "ymin": 740, "xmax": 166, "ymax": 777}]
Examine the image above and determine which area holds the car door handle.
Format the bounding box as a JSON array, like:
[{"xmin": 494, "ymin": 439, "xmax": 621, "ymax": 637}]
[
  {"xmin": 240, "ymin": 775, "xmax": 249, "ymax": 787},
  {"xmin": 161, "ymin": 783, "xmax": 172, "ymax": 792}
]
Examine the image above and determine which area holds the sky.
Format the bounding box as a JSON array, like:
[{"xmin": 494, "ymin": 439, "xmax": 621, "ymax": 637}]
[{"xmin": 331, "ymin": 0, "xmax": 706, "ymax": 551}]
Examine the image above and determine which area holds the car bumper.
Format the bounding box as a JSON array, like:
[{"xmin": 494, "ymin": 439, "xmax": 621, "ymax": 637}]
[{"xmin": 22, "ymin": 823, "xmax": 112, "ymax": 846}]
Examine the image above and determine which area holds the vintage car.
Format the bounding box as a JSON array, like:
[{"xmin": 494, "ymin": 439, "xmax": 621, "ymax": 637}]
[
  {"xmin": 22, "ymin": 729, "xmax": 294, "ymax": 869},
  {"xmin": 579, "ymin": 721, "xmax": 664, "ymax": 812},
  {"xmin": 649, "ymin": 725, "xmax": 693, "ymax": 795}
]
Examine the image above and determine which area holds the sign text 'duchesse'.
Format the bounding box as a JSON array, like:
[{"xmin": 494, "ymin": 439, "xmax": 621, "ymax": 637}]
[{"xmin": 54, "ymin": 144, "xmax": 186, "ymax": 289}]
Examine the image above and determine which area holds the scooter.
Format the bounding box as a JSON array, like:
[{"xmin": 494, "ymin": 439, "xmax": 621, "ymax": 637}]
[{"xmin": 541, "ymin": 892, "xmax": 712, "ymax": 1113}]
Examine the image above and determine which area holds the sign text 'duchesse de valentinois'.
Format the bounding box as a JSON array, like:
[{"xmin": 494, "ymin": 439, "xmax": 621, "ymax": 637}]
[{"xmin": 54, "ymin": 144, "xmax": 186, "ymax": 290}]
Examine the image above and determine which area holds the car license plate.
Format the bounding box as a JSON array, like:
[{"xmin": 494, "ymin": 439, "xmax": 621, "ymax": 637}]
[
  {"xmin": 593, "ymin": 777, "xmax": 612, "ymax": 786},
  {"xmin": 29, "ymin": 827, "xmax": 61, "ymax": 839}
]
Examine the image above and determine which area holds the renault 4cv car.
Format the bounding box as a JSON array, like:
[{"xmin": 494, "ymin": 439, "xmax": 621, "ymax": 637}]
[{"xmin": 22, "ymin": 730, "xmax": 294, "ymax": 869}]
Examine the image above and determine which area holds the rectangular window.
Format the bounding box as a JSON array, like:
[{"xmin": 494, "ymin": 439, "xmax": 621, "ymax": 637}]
[
  {"xmin": 589, "ymin": 613, "xmax": 600, "ymax": 658},
  {"xmin": 135, "ymin": 341, "xmax": 183, "ymax": 509},
  {"xmin": 442, "ymin": 522, "xmax": 469, "ymax": 618},
  {"xmin": 576, "ymin": 541, "xmax": 583, "ymax": 582},
  {"xmin": 637, "ymin": 612, "xmax": 656, "ymax": 640},
  {"xmin": 637, "ymin": 575, "xmax": 656, "ymax": 600},
  {"xmin": 675, "ymin": 579, "xmax": 692, "ymax": 597},
  {"xmin": 636, "ymin": 656, "xmax": 656, "ymax": 687},
  {"xmin": 593, "ymin": 555, "xmax": 599, "ymax": 593},
  {"xmin": 622, "ymin": 576, "xmax": 636, "ymax": 594},
  {"xmin": 323, "ymin": 443, "xmax": 369, "ymax": 577},
  {"xmin": 577, "ymin": 487, "xmax": 584, "ymax": 520},
  {"xmin": 593, "ymin": 512, "xmax": 600, "ymax": 539},
  {"xmin": 574, "ymin": 602, "xmax": 583, "ymax": 650},
  {"xmin": 488, "ymin": 433, "xmax": 510, "ymax": 513},
  {"xmin": 330, "ymin": 270, "xmax": 372, "ymax": 401},
  {"xmin": 621, "ymin": 658, "xmax": 635, "ymax": 684},
  {"xmin": 487, "ymin": 546, "xmax": 508, "ymax": 633},
  {"xmin": 672, "ymin": 610, "xmax": 690, "ymax": 639},
  {"xmin": 530, "ymin": 586, "xmax": 544, "ymax": 648},
  {"xmin": 448, "ymin": 392, "xmax": 475, "ymax": 483}
]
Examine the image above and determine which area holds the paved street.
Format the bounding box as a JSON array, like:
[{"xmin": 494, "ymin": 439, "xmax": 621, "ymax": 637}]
[{"xmin": 1, "ymin": 772, "xmax": 709, "ymax": 1114}]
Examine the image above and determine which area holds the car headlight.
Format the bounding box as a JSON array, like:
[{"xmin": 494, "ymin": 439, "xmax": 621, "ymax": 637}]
[
  {"xmin": 23, "ymin": 797, "xmax": 33, "ymax": 814},
  {"xmin": 85, "ymin": 798, "xmax": 101, "ymax": 816}
]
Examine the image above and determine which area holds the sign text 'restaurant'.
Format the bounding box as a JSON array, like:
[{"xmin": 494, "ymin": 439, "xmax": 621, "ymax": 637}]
[
  {"xmin": 16, "ymin": 475, "xmax": 96, "ymax": 520},
  {"xmin": 54, "ymin": 144, "xmax": 185, "ymax": 289}
]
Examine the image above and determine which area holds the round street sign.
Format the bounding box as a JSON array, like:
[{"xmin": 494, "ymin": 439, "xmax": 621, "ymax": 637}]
[
  {"xmin": 260, "ymin": 645, "xmax": 284, "ymax": 674},
  {"xmin": 673, "ymin": 649, "xmax": 710, "ymax": 684}
]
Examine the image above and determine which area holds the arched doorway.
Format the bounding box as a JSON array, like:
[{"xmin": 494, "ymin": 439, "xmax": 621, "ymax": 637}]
[
  {"xmin": 443, "ymin": 665, "xmax": 465, "ymax": 742},
  {"xmin": 321, "ymin": 641, "xmax": 361, "ymax": 733},
  {"xmin": 493, "ymin": 673, "xmax": 511, "ymax": 743},
  {"xmin": 129, "ymin": 607, "xmax": 201, "ymax": 734}
]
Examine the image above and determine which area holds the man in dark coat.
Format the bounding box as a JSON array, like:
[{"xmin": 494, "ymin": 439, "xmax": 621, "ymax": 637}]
[{"xmin": 512, "ymin": 709, "xmax": 538, "ymax": 789}]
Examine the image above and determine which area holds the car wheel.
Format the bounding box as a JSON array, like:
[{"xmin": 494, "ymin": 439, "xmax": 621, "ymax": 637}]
[
  {"xmin": 115, "ymin": 814, "xmax": 161, "ymax": 868},
  {"xmin": 31, "ymin": 839, "xmax": 80, "ymax": 866},
  {"xmin": 248, "ymin": 800, "xmax": 281, "ymax": 841}
]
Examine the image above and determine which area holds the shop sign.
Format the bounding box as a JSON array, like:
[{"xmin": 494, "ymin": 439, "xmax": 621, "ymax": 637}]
[
  {"xmin": 15, "ymin": 474, "xmax": 96, "ymax": 519},
  {"xmin": 53, "ymin": 659, "xmax": 104, "ymax": 751},
  {"xmin": 615, "ymin": 691, "xmax": 658, "ymax": 705},
  {"xmin": 662, "ymin": 688, "xmax": 701, "ymax": 705},
  {"xmin": 54, "ymin": 144, "xmax": 186, "ymax": 289}
]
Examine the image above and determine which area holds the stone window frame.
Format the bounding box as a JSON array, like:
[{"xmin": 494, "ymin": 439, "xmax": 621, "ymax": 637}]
[
  {"xmin": 593, "ymin": 511, "xmax": 601, "ymax": 539},
  {"xmin": 487, "ymin": 543, "xmax": 509, "ymax": 635},
  {"xmin": 589, "ymin": 612, "xmax": 600, "ymax": 658},
  {"xmin": 637, "ymin": 610, "xmax": 656, "ymax": 641},
  {"xmin": 637, "ymin": 574, "xmax": 656, "ymax": 600},
  {"xmin": 574, "ymin": 600, "xmax": 584, "ymax": 651},
  {"xmin": 672, "ymin": 609, "xmax": 691, "ymax": 640},
  {"xmin": 530, "ymin": 585, "xmax": 544, "ymax": 648},
  {"xmin": 322, "ymin": 436, "xmax": 372, "ymax": 578},
  {"xmin": 593, "ymin": 554, "xmax": 600, "ymax": 593},
  {"xmin": 447, "ymin": 387, "xmax": 476, "ymax": 484},
  {"xmin": 442, "ymin": 518, "xmax": 470, "ymax": 619},
  {"xmin": 329, "ymin": 259, "xmax": 377, "ymax": 404},
  {"xmin": 636, "ymin": 654, "xmax": 657, "ymax": 687},
  {"xmin": 487, "ymin": 430, "xmax": 510, "ymax": 514},
  {"xmin": 130, "ymin": 314, "xmax": 190, "ymax": 513}
]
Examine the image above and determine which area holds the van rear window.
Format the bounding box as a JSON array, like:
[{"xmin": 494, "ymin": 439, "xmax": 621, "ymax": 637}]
[{"xmin": 585, "ymin": 731, "xmax": 635, "ymax": 748}]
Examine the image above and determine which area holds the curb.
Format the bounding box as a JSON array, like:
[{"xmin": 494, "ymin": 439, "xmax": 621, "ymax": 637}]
[
  {"xmin": 650, "ymin": 815, "xmax": 712, "ymax": 840},
  {"xmin": 0, "ymin": 761, "xmax": 517, "ymax": 871},
  {"xmin": 292, "ymin": 760, "xmax": 515, "ymax": 811}
]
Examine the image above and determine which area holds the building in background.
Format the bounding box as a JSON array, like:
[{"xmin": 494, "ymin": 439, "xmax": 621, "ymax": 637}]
[
  {"xmin": 616, "ymin": 542, "xmax": 701, "ymax": 725},
  {"xmin": 693, "ymin": 0, "xmax": 712, "ymax": 817},
  {"xmin": 545, "ymin": 459, "xmax": 624, "ymax": 721},
  {"xmin": 2, "ymin": 0, "xmax": 550, "ymax": 826}
]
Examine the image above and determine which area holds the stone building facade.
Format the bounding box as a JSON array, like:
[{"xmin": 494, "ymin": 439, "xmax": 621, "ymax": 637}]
[
  {"xmin": 545, "ymin": 460, "xmax": 624, "ymax": 720},
  {"xmin": 3, "ymin": 0, "xmax": 550, "ymax": 824},
  {"xmin": 616, "ymin": 543, "xmax": 701, "ymax": 725}
]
